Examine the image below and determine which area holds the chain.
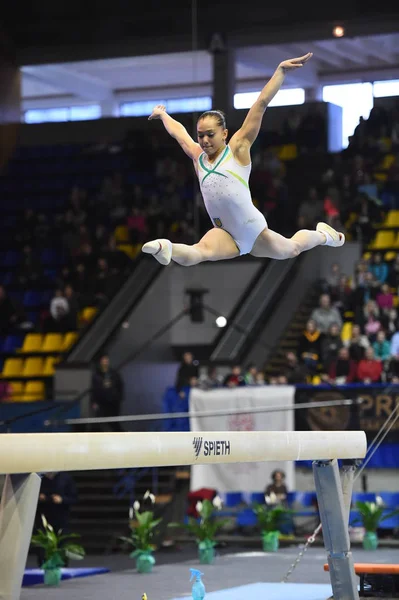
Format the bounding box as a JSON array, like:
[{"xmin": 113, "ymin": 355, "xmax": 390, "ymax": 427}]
[{"xmin": 281, "ymin": 523, "xmax": 322, "ymax": 583}]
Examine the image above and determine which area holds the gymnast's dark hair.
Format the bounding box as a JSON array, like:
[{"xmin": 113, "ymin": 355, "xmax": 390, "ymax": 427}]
[{"xmin": 198, "ymin": 109, "xmax": 226, "ymax": 129}]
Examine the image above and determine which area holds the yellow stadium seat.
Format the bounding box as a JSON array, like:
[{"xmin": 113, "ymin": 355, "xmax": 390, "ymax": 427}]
[
  {"xmin": 17, "ymin": 333, "xmax": 43, "ymax": 353},
  {"xmin": 8, "ymin": 381, "xmax": 25, "ymax": 401},
  {"xmin": 43, "ymin": 356, "xmax": 60, "ymax": 376},
  {"xmin": 394, "ymin": 296, "xmax": 399, "ymax": 308},
  {"xmin": 41, "ymin": 333, "xmax": 63, "ymax": 353},
  {"xmin": 61, "ymin": 332, "xmax": 79, "ymax": 352},
  {"xmin": 341, "ymin": 322, "xmax": 353, "ymax": 343},
  {"xmin": 277, "ymin": 144, "xmax": 298, "ymax": 161},
  {"xmin": 383, "ymin": 211, "xmax": 399, "ymax": 227},
  {"xmin": 21, "ymin": 381, "xmax": 45, "ymax": 402},
  {"xmin": 81, "ymin": 306, "xmax": 98, "ymax": 322},
  {"xmin": 369, "ymin": 230, "xmax": 396, "ymax": 249},
  {"xmin": 362, "ymin": 252, "xmax": 371, "ymax": 261},
  {"xmin": 1, "ymin": 358, "xmax": 24, "ymax": 378},
  {"xmin": 312, "ymin": 375, "xmax": 322, "ymax": 385},
  {"xmin": 384, "ymin": 251, "xmax": 397, "ymax": 262},
  {"xmin": 117, "ymin": 244, "xmax": 135, "ymax": 259},
  {"xmin": 21, "ymin": 358, "xmax": 44, "ymax": 377},
  {"xmin": 114, "ymin": 225, "xmax": 130, "ymax": 243}
]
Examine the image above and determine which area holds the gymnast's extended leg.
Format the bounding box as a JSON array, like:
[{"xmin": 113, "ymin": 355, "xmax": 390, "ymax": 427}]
[
  {"xmin": 142, "ymin": 228, "xmax": 240, "ymax": 266},
  {"xmin": 250, "ymin": 222, "xmax": 345, "ymax": 260}
]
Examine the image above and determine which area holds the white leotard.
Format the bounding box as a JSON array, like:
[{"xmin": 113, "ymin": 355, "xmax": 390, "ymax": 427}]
[{"xmin": 196, "ymin": 144, "xmax": 267, "ymax": 255}]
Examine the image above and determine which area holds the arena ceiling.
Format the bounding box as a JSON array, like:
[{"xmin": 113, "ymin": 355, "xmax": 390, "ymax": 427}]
[{"xmin": 3, "ymin": 3, "xmax": 399, "ymax": 103}]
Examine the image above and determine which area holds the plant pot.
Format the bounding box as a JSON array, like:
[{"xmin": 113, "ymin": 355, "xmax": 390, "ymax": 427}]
[
  {"xmin": 136, "ymin": 552, "xmax": 155, "ymax": 573},
  {"xmin": 198, "ymin": 545, "xmax": 215, "ymax": 564},
  {"xmin": 262, "ymin": 531, "xmax": 279, "ymax": 552},
  {"xmin": 44, "ymin": 568, "xmax": 62, "ymax": 586},
  {"xmin": 363, "ymin": 531, "xmax": 378, "ymax": 550}
]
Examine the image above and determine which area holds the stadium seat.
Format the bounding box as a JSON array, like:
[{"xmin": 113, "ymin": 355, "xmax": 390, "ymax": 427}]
[
  {"xmin": 117, "ymin": 244, "xmax": 135, "ymax": 259},
  {"xmin": 21, "ymin": 358, "xmax": 44, "ymax": 377},
  {"xmin": 384, "ymin": 251, "xmax": 397, "ymax": 262},
  {"xmin": 351, "ymin": 492, "xmax": 377, "ymax": 505},
  {"xmin": 8, "ymin": 381, "xmax": 25, "ymax": 401},
  {"xmin": 60, "ymin": 332, "xmax": 78, "ymax": 352},
  {"xmin": 114, "ymin": 225, "xmax": 130, "ymax": 243},
  {"xmin": 369, "ymin": 230, "xmax": 395, "ymax": 249},
  {"xmin": 383, "ymin": 210, "xmax": 399, "ymax": 227},
  {"xmin": 81, "ymin": 306, "xmax": 98, "ymax": 323},
  {"xmin": 341, "ymin": 322, "xmax": 353, "ymax": 343},
  {"xmin": 23, "ymin": 290, "xmax": 43, "ymax": 307},
  {"xmin": 1, "ymin": 358, "xmax": 24, "ymax": 378},
  {"xmin": 2, "ymin": 335, "xmax": 24, "ymax": 353},
  {"xmin": 221, "ymin": 492, "xmax": 244, "ymax": 507},
  {"xmin": 17, "ymin": 333, "xmax": 43, "ymax": 354},
  {"xmin": 43, "ymin": 356, "xmax": 59, "ymax": 376},
  {"xmin": 41, "ymin": 333, "xmax": 63, "ymax": 353},
  {"xmin": 21, "ymin": 381, "xmax": 45, "ymax": 402}
]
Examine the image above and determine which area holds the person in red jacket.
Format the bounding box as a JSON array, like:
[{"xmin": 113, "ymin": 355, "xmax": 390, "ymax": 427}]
[
  {"xmin": 357, "ymin": 346, "xmax": 383, "ymax": 384},
  {"xmin": 328, "ymin": 347, "xmax": 358, "ymax": 384}
]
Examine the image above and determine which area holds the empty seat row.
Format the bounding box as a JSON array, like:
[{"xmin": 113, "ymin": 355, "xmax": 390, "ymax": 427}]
[
  {"xmin": 16, "ymin": 332, "xmax": 78, "ymax": 354},
  {"xmin": 0, "ymin": 249, "xmax": 65, "ymax": 267},
  {"xmin": 1, "ymin": 356, "xmax": 60, "ymax": 378},
  {"xmin": 6, "ymin": 380, "xmax": 46, "ymax": 402}
]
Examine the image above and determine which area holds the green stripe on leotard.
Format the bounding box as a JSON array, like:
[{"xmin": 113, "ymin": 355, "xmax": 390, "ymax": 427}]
[{"xmin": 199, "ymin": 145, "xmax": 229, "ymax": 184}]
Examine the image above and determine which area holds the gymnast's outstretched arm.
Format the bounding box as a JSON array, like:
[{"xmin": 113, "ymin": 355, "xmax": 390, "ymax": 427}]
[
  {"xmin": 148, "ymin": 104, "xmax": 201, "ymax": 160},
  {"xmin": 230, "ymin": 52, "xmax": 313, "ymax": 160}
]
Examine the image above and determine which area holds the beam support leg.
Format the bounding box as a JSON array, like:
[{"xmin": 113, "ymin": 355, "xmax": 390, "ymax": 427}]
[
  {"xmin": 0, "ymin": 473, "xmax": 41, "ymax": 600},
  {"xmin": 313, "ymin": 459, "xmax": 359, "ymax": 600}
]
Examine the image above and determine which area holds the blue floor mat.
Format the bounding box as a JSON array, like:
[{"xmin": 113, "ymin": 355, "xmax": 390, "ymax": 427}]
[
  {"xmin": 23, "ymin": 567, "xmax": 110, "ymax": 586},
  {"xmin": 172, "ymin": 582, "xmax": 333, "ymax": 600}
]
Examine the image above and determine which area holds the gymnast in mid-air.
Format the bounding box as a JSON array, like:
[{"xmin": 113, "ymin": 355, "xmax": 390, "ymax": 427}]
[{"xmin": 142, "ymin": 52, "xmax": 344, "ymax": 266}]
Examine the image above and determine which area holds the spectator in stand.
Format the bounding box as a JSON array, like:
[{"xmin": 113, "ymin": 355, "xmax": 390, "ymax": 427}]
[
  {"xmin": 90, "ymin": 354, "xmax": 124, "ymax": 432},
  {"xmin": 369, "ymin": 253, "xmax": 389, "ymax": 285},
  {"xmin": 310, "ymin": 293, "xmax": 343, "ymax": 334},
  {"xmin": 332, "ymin": 275, "xmax": 353, "ymax": 318},
  {"xmin": 328, "ymin": 347, "xmax": 357, "ymax": 384},
  {"xmin": 344, "ymin": 324, "xmax": 370, "ymax": 361},
  {"xmin": 48, "ymin": 288, "xmax": 69, "ymax": 332},
  {"xmin": 296, "ymin": 186, "xmax": 324, "ymax": 230},
  {"xmin": 321, "ymin": 323, "xmax": 343, "ymax": 370},
  {"xmin": 63, "ymin": 284, "xmax": 79, "ymax": 331},
  {"xmin": 265, "ymin": 469, "xmax": 288, "ymax": 505},
  {"xmin": 198, "ymin": 366, "xmax": 223, "ymax": 390},
  {"xmin": 244, "ymin": 364, "xmax": 258, "ymax": 385},
  {"xmin": 390, "ymin": 328, "xmax": 399, "ymax": 359},
  {"xmin": 388, "ymin": 254, "xmax": 399, "ymax": 291},
  {"xmin": 281, "ymin": 351, "xmax": 309, "ymax": 384},
  {"xmin": 16, "ymin": 244, "xmax": 42, "ymax": 285},
  {"xmin": 175, "ymin": 352, "xmax": 199, "ymax": 391},
  {"xmin": 324, "ymin": 262, "xmax": 341, "ymax": 296},
  {"xmin": 357, "ymin": 347, "xmax": 383, "ymax": 384},
  {"xmin": 376, "ymin": 283, "xmax": 394, "ymax": 312},
  {"xmin": 373, "ymin": 330, "xmax": 391, "ymax": 362},
  {"xmin": 127, "ymin": 207, "xmax": 148, "ymax": 245},
  {"xmin": 224, "ymin": 365, "xmax": 246, "ymax": 388},
  {"xmin": 383, "ymin": 308, "xmax": 399, "ymax": 340},
  {"xmin": 256, "ymin": 371, "xmax": 266, "ymax": 385},
  {"xmin": 0, "ymin": 285, "xmax": 25, "ymax": 334},
  {"xmin": 297, "ymin": 319, "xmax": 322, "ymax": 373},
  {"xmin": 362, "ymin": 300, "xmax": 382, "ymax": 343}
]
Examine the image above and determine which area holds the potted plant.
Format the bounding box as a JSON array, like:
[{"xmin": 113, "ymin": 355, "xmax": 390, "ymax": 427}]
[
  {"xmin": 31, "ymin": 515, "xmax": 85, "ymax": 586},
  {"xmin": 353, "ymin": 499, "xmax": 399, "ymax": 550},
  {"xmin": 120, "ymin": 490, "xmax": 162, "ymax": 573},
  {"xmin": 252, "ymin": 502, "xmax": 292, "ymax": 552},
  {"xmin": 169, "ymin": 496, "xmax": 228, "ymax": 564}
]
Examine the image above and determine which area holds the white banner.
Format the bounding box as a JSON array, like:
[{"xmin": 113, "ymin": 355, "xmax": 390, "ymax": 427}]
[{"xmin": 189, "ymin": 386, "xmax": 295, "ymax": 494}]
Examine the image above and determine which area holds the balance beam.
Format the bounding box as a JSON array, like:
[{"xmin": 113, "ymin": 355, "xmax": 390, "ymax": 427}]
[
  {"xmin": 0, "ymin": 430, "xmax": 366, "ymax": 475},
  {"xmin": 0, "ymin": 430, "xmax": 366, "ymax": 600}
]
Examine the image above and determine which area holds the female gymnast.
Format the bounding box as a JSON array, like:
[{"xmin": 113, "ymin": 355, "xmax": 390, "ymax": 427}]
[{"xmin": 142, "ymin": 52, "xmax": 344, "ymax": 266}]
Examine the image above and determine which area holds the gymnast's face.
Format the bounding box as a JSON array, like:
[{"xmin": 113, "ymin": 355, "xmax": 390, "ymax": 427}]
[{"xmin": 197, "ymin": 117, "xmax": 227, "ymax": 158}]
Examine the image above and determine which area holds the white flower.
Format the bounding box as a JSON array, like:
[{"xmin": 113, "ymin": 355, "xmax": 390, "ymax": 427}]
[
  {"xmin": 376, "ymin": 495, "xmax": 384, "ymax": 507},
  {"xmin": 129, "ymin": 506, "xmax": 134, "ymax": 520},
  {"xmin": 265, "ymin": 491, "xmax": 277, "ymax": 505},
  {"xmin": 212, "ymin": 495, "xmax": 223, "ymax": 510},
  {"xmin": 143, "ymin": 490, "xmax": 156, "ymax": 504},
  {"xmin": 133, "ymin": 500, "xmax": 140, "ymax": 512},
  {"xmin": 196, "ymin": 501, "xmax": 203, "ymax": 513},
  {"xmin": 41, "ymin": 514, "xmax": 48, "ymax": 528}
]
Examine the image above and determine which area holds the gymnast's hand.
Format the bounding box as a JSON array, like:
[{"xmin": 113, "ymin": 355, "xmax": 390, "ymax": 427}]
[
  {"xmin": 148, "ymin": 105, "xmax": 167, "ymax": 120},
  {"xmin": 278, "ymin": 52, "xmax": 313, "ymax": 72}
]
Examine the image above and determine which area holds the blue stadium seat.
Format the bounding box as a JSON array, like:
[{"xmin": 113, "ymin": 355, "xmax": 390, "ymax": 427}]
[
  {"xmin": 221, "ymin": 492, "xmax": 244, "ymax": 507},
  {"xmin": 351, "ymin": 492, "xmax": 376, "ymax": 506},
  {"xmin": 236, "ymin": 508, "xmax": 257, "ymax": 527},
  {"xmin": 2, "ymin": 335, "xmax": 24, "ymax": 353},
  {"xmin": 250, "ymin": 492, "xmax": 266, "ymax": 504},
  {"xmin": 23, "ymin": 290, "xmax": 42, "ymax": 307},
  {"xmin": 379, "ymin": 492, "xmax": 399, "ymax": 508}
]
